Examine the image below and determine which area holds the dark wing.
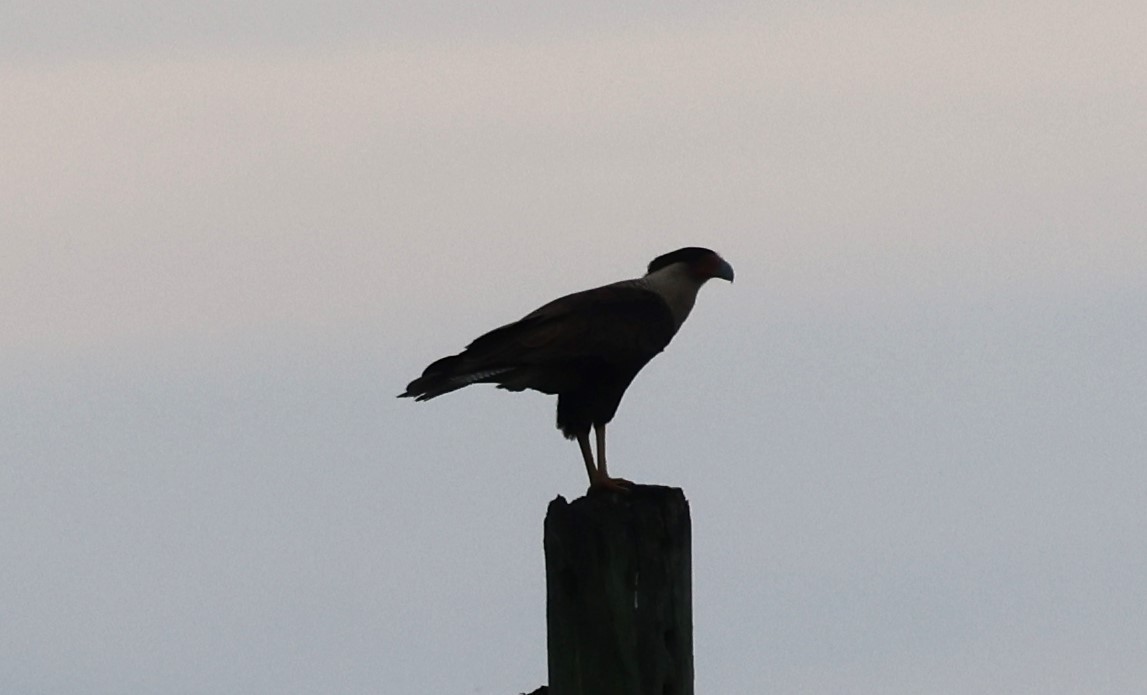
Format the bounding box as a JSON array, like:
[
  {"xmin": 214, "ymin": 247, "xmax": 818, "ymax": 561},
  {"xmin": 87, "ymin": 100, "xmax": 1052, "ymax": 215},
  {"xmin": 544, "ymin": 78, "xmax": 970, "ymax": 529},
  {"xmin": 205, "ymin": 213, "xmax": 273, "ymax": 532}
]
[{"xmin": 399, "ymin": 283, "xmax": 676, "ymax": 400}]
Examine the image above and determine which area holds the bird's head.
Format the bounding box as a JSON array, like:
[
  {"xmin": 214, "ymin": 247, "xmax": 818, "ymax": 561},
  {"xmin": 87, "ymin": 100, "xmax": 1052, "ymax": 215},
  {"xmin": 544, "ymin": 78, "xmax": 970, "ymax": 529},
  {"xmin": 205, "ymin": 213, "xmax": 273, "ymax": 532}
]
[
  {"xmin": 641, "ymin": 247, "xmax": 733, "ymax": 327},
  {"xmin": 647, "ymin": 247, "xmax": 734, "ymax": 284}
]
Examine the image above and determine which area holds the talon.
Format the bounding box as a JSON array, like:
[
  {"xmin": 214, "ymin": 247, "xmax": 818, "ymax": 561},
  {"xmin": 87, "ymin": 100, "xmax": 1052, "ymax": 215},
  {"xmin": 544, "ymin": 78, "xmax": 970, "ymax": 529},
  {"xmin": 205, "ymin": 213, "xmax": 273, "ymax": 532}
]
[{"xmin": 589, "ymin": 475, "xmax": 633, "ymax": 493}]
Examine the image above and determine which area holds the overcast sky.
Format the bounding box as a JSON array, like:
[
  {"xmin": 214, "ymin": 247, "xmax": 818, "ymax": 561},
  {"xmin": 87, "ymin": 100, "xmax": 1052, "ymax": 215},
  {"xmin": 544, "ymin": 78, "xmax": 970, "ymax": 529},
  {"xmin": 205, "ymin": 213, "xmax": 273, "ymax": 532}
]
[{"xmin": 3, "ymin": 1, "xmax": 1145, "ymax": 693}]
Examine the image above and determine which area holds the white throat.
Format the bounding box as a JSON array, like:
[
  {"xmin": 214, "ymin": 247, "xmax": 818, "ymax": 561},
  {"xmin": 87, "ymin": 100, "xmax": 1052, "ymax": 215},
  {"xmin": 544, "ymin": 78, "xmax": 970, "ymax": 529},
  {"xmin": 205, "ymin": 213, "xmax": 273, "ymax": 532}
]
[{"xmin": 637, "ymin": 263, "xmax": 707, "ymax": 328}]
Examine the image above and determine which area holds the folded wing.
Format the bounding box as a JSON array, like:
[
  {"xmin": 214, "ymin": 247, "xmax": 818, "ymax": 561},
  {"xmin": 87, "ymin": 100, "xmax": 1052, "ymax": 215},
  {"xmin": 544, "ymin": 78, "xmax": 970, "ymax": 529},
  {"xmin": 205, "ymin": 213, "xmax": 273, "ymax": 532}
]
[{"xmin": 399, "ymin": 283, "xmax": 676, "ymax": 401}]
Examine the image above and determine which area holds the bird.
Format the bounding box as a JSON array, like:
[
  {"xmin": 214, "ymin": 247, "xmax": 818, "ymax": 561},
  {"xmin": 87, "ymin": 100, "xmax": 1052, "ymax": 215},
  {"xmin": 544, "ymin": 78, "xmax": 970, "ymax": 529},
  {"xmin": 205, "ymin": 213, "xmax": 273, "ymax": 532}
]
[{"xmin": 399, "ymin": 246, "xmax": 733, "ymax": 491}]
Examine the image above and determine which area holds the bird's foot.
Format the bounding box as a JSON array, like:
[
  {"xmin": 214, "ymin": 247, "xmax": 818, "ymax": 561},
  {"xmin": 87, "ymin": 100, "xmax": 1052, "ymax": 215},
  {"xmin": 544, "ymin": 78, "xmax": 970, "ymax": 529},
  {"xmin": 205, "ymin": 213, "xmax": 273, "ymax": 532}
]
[{"xmin": 588, "ymin": 475, "xmax": 633, "ymax": 494}]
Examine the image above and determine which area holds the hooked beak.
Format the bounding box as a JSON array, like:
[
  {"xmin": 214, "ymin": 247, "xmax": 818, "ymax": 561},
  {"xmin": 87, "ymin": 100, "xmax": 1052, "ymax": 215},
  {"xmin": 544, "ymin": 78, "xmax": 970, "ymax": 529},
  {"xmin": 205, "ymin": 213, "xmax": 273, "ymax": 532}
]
[{"xmin": 713, "ymin": 257, "xmax": 734, "ymax": 283}]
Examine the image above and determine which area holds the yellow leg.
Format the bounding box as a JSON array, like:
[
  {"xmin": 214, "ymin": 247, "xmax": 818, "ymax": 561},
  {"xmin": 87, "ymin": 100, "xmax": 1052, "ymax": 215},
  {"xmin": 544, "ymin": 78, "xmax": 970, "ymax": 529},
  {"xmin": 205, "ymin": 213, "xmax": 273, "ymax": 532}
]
[
  {"xmin": 586, "ymin": 423, "xmax": 632, "ymax": 492},
  {"xmin": 577, "ymin": 432, "xmax": 596, "ymax": 484},
  {"xmin": 595, "ymin": 423, "xmax": 608, "ymax": 477}
]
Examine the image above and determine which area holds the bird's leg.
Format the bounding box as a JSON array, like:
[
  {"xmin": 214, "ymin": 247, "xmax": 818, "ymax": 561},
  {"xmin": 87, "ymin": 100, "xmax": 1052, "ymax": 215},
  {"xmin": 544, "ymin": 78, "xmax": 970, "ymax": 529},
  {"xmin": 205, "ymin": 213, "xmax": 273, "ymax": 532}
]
[
  {"xmin": 595, "ymin": 422, "xmax": 609, "ymax": 477},
  {"xmin": 577, "ymin": 432, "xmax": 597, "ymax": 484},
  {"xmin": 588, "ymin": 423, "xmax": 632, "ymax": 492}
]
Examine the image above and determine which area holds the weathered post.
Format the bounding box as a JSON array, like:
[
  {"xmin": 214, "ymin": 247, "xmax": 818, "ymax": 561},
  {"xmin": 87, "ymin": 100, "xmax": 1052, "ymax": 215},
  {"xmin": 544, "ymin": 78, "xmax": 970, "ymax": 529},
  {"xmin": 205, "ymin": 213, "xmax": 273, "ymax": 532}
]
[{"xmin": 543, "ymin": 485, "xmax": 693, "ymax": 695}]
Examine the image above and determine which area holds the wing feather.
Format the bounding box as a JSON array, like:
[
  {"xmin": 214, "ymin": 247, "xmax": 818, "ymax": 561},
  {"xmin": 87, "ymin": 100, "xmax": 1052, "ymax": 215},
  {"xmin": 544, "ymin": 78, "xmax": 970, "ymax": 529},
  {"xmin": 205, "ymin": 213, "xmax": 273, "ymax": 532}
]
[
  {"xmin": 399, "ymin": 283, "xmax": 676, "ymax": 399},
  {"xmin": 468, "ymin": 283, "xmax": 676, "ymax": 362}
]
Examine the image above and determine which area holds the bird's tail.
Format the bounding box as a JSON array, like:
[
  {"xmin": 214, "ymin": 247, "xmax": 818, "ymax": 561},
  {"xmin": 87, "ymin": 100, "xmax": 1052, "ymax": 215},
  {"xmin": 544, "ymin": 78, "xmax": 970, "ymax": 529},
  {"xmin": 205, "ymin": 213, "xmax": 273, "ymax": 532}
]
[{"xmin": 398, "ymin": 354, "xmax": 514, "ymax": 401}]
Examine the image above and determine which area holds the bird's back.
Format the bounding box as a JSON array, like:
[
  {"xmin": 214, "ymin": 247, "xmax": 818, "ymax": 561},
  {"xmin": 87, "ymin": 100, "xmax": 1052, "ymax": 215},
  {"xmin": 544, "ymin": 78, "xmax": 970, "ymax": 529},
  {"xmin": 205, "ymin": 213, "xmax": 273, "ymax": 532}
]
[{"xmin": 400, "ymin": 282, "xmax": 676, "ymax": 401}]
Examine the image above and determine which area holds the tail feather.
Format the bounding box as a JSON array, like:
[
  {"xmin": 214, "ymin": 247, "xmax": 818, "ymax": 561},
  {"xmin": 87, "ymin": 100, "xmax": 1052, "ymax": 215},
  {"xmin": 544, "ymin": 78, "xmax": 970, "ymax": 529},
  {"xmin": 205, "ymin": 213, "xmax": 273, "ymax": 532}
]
[
  {"xmin": 400, "ymin": 313, "xmax": 547, "ymax": 400},
  {"xmin": 399, "ymin": 353, "xmax": 514, "ymax": 400}
]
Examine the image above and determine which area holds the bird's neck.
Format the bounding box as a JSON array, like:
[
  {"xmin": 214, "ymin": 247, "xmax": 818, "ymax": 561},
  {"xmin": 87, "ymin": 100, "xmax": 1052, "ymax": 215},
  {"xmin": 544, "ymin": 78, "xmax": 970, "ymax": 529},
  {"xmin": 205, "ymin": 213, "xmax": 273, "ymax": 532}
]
[{"xmin": 634, "ymin": 265, "xmax": 705, "ymax": 328}]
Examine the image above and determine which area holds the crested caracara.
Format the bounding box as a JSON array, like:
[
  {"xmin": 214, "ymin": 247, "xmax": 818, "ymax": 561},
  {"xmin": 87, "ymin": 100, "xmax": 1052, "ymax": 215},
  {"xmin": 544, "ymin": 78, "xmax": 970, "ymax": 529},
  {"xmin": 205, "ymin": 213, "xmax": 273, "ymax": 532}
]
[{"xmin": 400, "ymin": 246, "xmax": 733, "ymax": 491}]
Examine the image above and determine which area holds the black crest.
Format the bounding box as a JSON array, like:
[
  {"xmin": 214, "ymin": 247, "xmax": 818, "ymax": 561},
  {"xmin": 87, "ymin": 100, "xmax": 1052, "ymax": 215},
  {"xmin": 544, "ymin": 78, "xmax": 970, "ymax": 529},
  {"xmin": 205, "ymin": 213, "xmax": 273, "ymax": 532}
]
[{"xmin": 647, "ymin": 247, "xmax": 717, "ymax": 274}]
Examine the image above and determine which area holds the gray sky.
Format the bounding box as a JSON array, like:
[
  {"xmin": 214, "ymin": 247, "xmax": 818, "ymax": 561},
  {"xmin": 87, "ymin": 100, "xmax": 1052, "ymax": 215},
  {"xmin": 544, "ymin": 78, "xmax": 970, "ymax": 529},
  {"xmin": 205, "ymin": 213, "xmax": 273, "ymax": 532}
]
[{"xmin": 3, "ymin": 1, "xmax": 1145, "ymax": 693}]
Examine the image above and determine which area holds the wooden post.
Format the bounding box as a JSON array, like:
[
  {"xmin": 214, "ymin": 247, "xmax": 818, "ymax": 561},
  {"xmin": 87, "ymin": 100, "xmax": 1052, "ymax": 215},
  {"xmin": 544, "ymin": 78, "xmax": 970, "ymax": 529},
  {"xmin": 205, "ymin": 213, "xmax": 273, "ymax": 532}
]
[{"xmin": 543, "ymin": 485, "xmax": 693, "ymax": 695}]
